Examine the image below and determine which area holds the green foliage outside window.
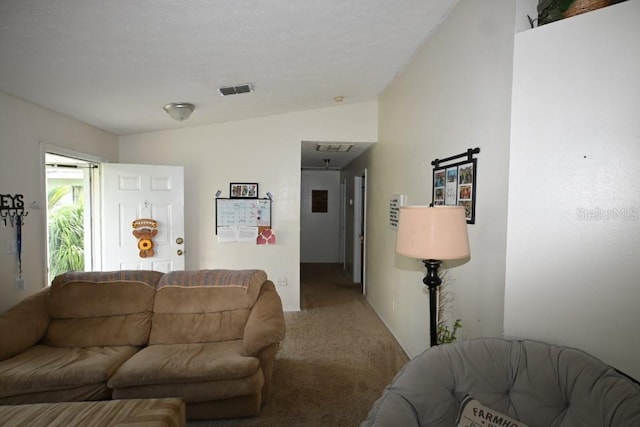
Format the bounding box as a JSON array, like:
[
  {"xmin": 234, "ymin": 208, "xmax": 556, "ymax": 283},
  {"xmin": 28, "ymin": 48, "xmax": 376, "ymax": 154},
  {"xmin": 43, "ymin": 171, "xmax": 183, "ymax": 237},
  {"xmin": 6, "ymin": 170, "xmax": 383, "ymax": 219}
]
[{"xmin": 48, "ymin": 187, "xmax": 84, "ymax": 279}]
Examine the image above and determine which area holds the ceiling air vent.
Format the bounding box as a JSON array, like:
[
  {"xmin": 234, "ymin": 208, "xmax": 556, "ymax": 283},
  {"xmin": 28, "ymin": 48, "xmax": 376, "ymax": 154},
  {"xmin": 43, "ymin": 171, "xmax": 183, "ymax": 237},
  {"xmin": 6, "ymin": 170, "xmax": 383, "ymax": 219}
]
[
  {"xmin": 218, "ymin": 83, "xmax": 254, "ymax": 96},
  {"xmin": 315, "ymin": 144, "xmax": 354, "ymax": 152}
]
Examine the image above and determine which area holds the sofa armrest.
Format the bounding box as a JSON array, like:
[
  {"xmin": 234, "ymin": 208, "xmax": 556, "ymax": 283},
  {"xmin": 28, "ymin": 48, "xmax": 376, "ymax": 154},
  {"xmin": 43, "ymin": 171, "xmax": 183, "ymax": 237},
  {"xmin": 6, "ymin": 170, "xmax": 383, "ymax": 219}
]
[
  {"xmin": 242, "ymin": 281, "xmax": 285, "ymax": 356},
  {"xmin": 0, "ymin": 288, "xmax": 50, "ymax": 361}
]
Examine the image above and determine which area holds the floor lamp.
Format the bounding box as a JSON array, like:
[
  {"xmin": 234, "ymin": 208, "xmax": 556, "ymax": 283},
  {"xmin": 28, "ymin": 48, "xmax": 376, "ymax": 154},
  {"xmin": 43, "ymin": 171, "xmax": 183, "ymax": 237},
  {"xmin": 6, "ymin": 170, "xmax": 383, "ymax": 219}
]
[{"xmin": 395, "ymin": 206, "xmax": 470, "ymax": 347}]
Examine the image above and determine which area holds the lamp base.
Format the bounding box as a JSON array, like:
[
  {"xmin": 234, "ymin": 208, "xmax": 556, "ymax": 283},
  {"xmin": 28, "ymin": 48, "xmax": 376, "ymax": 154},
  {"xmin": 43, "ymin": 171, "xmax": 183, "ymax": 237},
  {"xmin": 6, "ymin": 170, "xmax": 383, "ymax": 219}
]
[{"xmin": 422, "ymin": 259, "xmax": 442, "ymax": 347}]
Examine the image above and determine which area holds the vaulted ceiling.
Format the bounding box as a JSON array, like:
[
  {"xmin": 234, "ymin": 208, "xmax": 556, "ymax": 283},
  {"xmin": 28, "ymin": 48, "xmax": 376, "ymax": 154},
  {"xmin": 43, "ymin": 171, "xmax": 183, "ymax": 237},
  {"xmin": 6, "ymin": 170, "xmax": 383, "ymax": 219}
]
[{"xmin": 0, "ymin": 0, "xmax": 458, "ymax": 167}]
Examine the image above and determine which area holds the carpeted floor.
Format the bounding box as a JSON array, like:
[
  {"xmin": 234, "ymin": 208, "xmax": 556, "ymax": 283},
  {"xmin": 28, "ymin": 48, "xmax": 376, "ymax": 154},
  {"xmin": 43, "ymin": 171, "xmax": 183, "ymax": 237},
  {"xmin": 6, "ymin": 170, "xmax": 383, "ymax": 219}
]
[{"xmin": 189, "ymin": 263, "xmax": 409, "ymax": 427}]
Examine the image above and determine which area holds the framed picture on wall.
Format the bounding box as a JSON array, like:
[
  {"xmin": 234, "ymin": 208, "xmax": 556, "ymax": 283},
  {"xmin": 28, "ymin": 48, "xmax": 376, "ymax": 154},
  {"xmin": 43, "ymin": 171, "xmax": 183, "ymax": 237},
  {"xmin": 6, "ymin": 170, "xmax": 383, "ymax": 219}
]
[
  {"xmin": 230, "ymin": 182, "xmax": 259, "ymax": 199},
  {"xmin": 311, "ymin": 190, "xmax": 328, "ymax": 213},
  {"xmin": 432, "ymin": 148, "xmax": 479, "ymax": 224}
]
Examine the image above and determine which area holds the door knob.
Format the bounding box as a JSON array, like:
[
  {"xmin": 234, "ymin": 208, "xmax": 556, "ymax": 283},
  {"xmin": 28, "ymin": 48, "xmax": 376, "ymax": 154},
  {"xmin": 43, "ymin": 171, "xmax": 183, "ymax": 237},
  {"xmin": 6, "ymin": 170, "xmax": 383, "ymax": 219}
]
[
  {"xmin": 176, "ymin": 237, "xmax": 184, "ymax": 244},
  {"xmin": 177, "ymin": 249, "xmax": 184, "ymax": 256}
]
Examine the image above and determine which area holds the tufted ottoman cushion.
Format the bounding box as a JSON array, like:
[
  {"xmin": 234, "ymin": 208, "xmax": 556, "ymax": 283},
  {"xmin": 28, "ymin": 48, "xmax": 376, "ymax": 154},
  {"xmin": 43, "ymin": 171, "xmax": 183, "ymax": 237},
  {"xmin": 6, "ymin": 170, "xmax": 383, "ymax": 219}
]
[
  {"xmin": 0, "ymin": 398, "xmax": 185, "ymax": 426},
  {"xmin": 361, "ymin": 338, "xmax": 640, "ymax": 426}
]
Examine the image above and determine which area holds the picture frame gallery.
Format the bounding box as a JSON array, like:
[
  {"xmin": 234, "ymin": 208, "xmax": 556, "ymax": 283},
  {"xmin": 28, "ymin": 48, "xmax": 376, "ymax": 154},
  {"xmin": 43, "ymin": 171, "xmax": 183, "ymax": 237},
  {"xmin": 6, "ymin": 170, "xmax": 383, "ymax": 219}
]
[
  {"xmin": 431, "ymin": 148, "xmax": 479, "ymax": 224},
  {"xmin": 230, "ymin": 182, "xmax": 259, "ymax": 199}
]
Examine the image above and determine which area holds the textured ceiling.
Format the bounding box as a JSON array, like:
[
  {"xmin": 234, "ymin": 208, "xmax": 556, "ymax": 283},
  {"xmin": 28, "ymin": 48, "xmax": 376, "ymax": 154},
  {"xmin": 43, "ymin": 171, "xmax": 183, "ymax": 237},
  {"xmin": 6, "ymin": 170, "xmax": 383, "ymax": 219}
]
[
  {"xmin": 301, "ymin": 141, "xmax": 374, "ymax": 170},
  {"xmin": 0, "ymin": 0, "xmax": 457, "ymax": 166}
]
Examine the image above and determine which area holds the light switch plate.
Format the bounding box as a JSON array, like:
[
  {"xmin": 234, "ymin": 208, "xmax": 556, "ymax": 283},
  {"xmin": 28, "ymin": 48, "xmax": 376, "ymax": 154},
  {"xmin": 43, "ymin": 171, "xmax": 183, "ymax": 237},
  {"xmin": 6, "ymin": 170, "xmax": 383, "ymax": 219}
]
[{"xmin": 5, "ymin": 239, "xmax": 17, "ymax": 254}]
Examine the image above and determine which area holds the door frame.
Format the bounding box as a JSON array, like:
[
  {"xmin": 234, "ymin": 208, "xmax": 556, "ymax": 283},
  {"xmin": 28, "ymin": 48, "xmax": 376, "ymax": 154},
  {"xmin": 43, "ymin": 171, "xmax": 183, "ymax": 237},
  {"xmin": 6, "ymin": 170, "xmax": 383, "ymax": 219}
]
[
  {"xmin": 40, "ymin": 143, "xmax": 106, "ymax": 284},
  {"xmin": 340, "ymin": 179, "xmax": 346, "ymax": 269},
  {"xmin": 353, "ymin": 169, "xmax": 367, "ymax": 294}
]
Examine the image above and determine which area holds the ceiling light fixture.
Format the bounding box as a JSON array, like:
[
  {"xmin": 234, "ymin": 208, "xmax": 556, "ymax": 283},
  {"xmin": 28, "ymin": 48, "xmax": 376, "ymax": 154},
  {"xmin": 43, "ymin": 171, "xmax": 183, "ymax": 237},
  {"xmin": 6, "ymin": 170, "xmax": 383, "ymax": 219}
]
[{"xmin": 163, "ymin": 103, "xmax": 195, "ymax": 121}]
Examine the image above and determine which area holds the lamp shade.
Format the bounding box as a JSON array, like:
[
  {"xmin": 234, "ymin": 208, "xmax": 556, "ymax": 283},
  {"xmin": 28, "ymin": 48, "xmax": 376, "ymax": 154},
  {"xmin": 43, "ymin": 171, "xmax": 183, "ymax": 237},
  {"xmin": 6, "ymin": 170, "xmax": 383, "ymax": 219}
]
[{"xmin": 395, "ymin": 206, "xmax": 470, "ymax": 260}]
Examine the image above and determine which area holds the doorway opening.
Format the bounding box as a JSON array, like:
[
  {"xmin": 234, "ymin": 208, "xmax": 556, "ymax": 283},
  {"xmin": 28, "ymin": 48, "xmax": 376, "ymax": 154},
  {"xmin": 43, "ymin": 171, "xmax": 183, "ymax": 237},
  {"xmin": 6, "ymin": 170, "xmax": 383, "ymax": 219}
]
[{"xmin": 44, "ymin": 152, "xmax": 100, "ymax": 282}]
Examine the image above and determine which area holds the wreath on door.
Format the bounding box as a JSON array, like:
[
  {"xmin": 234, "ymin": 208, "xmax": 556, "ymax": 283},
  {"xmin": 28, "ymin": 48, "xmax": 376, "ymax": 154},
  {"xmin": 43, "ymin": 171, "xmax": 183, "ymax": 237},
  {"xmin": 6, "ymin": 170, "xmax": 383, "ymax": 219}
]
[{"xmin": 132, "ymin": 218, "xmax": 158, "ymax": 258}]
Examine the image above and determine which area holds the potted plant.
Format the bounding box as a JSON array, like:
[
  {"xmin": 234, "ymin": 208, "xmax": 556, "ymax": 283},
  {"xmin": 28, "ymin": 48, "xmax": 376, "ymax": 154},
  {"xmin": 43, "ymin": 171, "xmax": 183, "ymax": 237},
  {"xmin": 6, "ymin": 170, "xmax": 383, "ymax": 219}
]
[
  {"xmin": 436, "ymin": 269, "xmax": 462, "ymax": 344},
  {"xmin": 536, "ymin": 0, "xmax": 625, "ymax": 26}
]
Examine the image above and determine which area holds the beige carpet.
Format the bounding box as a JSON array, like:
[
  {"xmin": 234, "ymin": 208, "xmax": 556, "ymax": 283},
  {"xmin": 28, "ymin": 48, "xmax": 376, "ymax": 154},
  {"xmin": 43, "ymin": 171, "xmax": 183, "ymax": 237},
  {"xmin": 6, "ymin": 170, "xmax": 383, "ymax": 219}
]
[{"xmin": 189, "ymin": 263, "xmax": 409, "ymax": 427}]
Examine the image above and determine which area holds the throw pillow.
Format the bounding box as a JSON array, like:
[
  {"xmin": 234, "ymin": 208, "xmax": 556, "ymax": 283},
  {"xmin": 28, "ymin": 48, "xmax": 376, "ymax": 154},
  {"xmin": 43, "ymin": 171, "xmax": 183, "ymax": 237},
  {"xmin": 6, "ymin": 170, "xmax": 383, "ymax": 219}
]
[{"xmin": 456, "ymin": 395, "xmax": 528, "ymax": 427}]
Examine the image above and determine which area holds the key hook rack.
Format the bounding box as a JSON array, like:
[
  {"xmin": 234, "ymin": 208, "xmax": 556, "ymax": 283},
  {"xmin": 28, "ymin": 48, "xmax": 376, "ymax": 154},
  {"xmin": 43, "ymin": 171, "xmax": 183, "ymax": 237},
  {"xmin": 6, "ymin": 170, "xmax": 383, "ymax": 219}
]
[{"xmin": 0, "ymin": 194, "xmax": 28, "ymax": 227}]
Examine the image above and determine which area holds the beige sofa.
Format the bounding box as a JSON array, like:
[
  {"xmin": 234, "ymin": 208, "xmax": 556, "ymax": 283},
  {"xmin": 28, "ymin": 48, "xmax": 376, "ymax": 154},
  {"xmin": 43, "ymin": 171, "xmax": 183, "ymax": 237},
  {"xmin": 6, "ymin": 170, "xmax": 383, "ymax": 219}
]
[{"xmin": 0, "ymin": 269, "xmax": 286, "ymax": 420}]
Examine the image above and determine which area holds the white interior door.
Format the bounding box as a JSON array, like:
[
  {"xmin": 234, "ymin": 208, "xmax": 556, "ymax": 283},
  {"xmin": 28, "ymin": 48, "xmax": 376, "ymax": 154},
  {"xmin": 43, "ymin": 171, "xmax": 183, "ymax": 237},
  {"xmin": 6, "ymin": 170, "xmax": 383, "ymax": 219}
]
[
  {"xmin": 102, "ymin": 163, "xmax": 185, "ymax": 272},
  {"xmin": 352, "ymin": 170, "xmax": 367, "ymax": 294},
  {"xmin": 353, "ymin": 175, "xmax": 363, "ymax": 284}
]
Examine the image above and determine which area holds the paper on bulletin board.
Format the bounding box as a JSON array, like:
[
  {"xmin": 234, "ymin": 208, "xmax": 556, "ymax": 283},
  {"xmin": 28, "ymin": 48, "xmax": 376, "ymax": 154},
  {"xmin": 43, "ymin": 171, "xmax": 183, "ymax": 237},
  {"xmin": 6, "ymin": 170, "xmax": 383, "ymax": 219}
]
[
  {"xmin": 217, "ymin": 226, "xmax": 259, "ymax": 243},
  {"xmin": 217, "ymin": 226, "xmax": 237, "ymax": 243},
  {"xmin": 238, "ymin": 226, "xmax": 258, "ymax": 242}
]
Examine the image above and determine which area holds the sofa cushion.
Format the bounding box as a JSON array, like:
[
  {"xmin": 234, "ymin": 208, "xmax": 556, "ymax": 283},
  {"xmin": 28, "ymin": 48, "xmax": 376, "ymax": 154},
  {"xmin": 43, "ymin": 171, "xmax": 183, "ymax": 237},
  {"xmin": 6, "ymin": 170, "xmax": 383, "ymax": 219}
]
[
  {"xmin": 45, "ymin": 270, "xmax": 162, "ymax": 347},
  {"xmin": 0, "ymin": 344, "xmax": 139, "ymax": 402},
  {"xmin": 112, "ymin": 370, "xmax": 264, "ymax": 405},
  {"xmin": 109, "ymin": 341, "xmax": 259, "ymax": 388},
  {"xmin": 149, "ymin": 270, "xmax": 266, "ymax": 345},
  {"xmin": 0, "ymin": 288, "xmax": 50, "ymax": 361},
  {"xmin": 242, "ymin": 281, "xmax": 286, "ymax": 356},
  {"xmin": 156, "ymin": 269, "xmax": 267, "ymax": 294},
  {"xmin": 151, "ymin": 310, "xmax": 251, "ymax": 345}
]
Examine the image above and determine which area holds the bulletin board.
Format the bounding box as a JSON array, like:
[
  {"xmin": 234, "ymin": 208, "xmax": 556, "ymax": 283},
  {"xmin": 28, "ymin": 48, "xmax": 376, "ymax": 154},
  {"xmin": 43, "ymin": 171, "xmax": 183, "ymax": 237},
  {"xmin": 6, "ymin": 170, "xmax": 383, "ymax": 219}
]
[{"xmin": 215, "ymin": 198, "xmax": 271, "ymax": 234}]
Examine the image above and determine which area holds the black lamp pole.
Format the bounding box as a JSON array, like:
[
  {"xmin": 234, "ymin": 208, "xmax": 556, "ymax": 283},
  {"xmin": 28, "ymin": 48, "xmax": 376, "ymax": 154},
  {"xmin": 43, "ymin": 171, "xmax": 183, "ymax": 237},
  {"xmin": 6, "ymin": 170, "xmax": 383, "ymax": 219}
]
[{"xmin": 422, "ymin": 259, "xmax": 442, "ymax": 347}]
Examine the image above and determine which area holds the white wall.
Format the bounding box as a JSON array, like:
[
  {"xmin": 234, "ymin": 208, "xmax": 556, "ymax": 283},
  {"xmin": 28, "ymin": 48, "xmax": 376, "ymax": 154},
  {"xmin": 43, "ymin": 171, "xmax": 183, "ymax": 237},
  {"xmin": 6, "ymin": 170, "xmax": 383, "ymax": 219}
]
[
  {"xmin": 344, "ymin": 0, "xmax": 515, "ymax": 357},
  {"xmin": 119, "ymin": 102, "xmax": 377, "ymax": 311},
  {"xmin": 515, "ymin": 0, "xmax": 538, "ymax": 32},
  {"xmin": 300, "ymin": 170, "xmax": 341, "ymax": 263},
  {"xmin": 505, "ymin": 1, "xmax": 640, "ymax": 379},
  {"xmin": 0, "ymin": 92, "xmax": 118, "ymax": 313}
]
